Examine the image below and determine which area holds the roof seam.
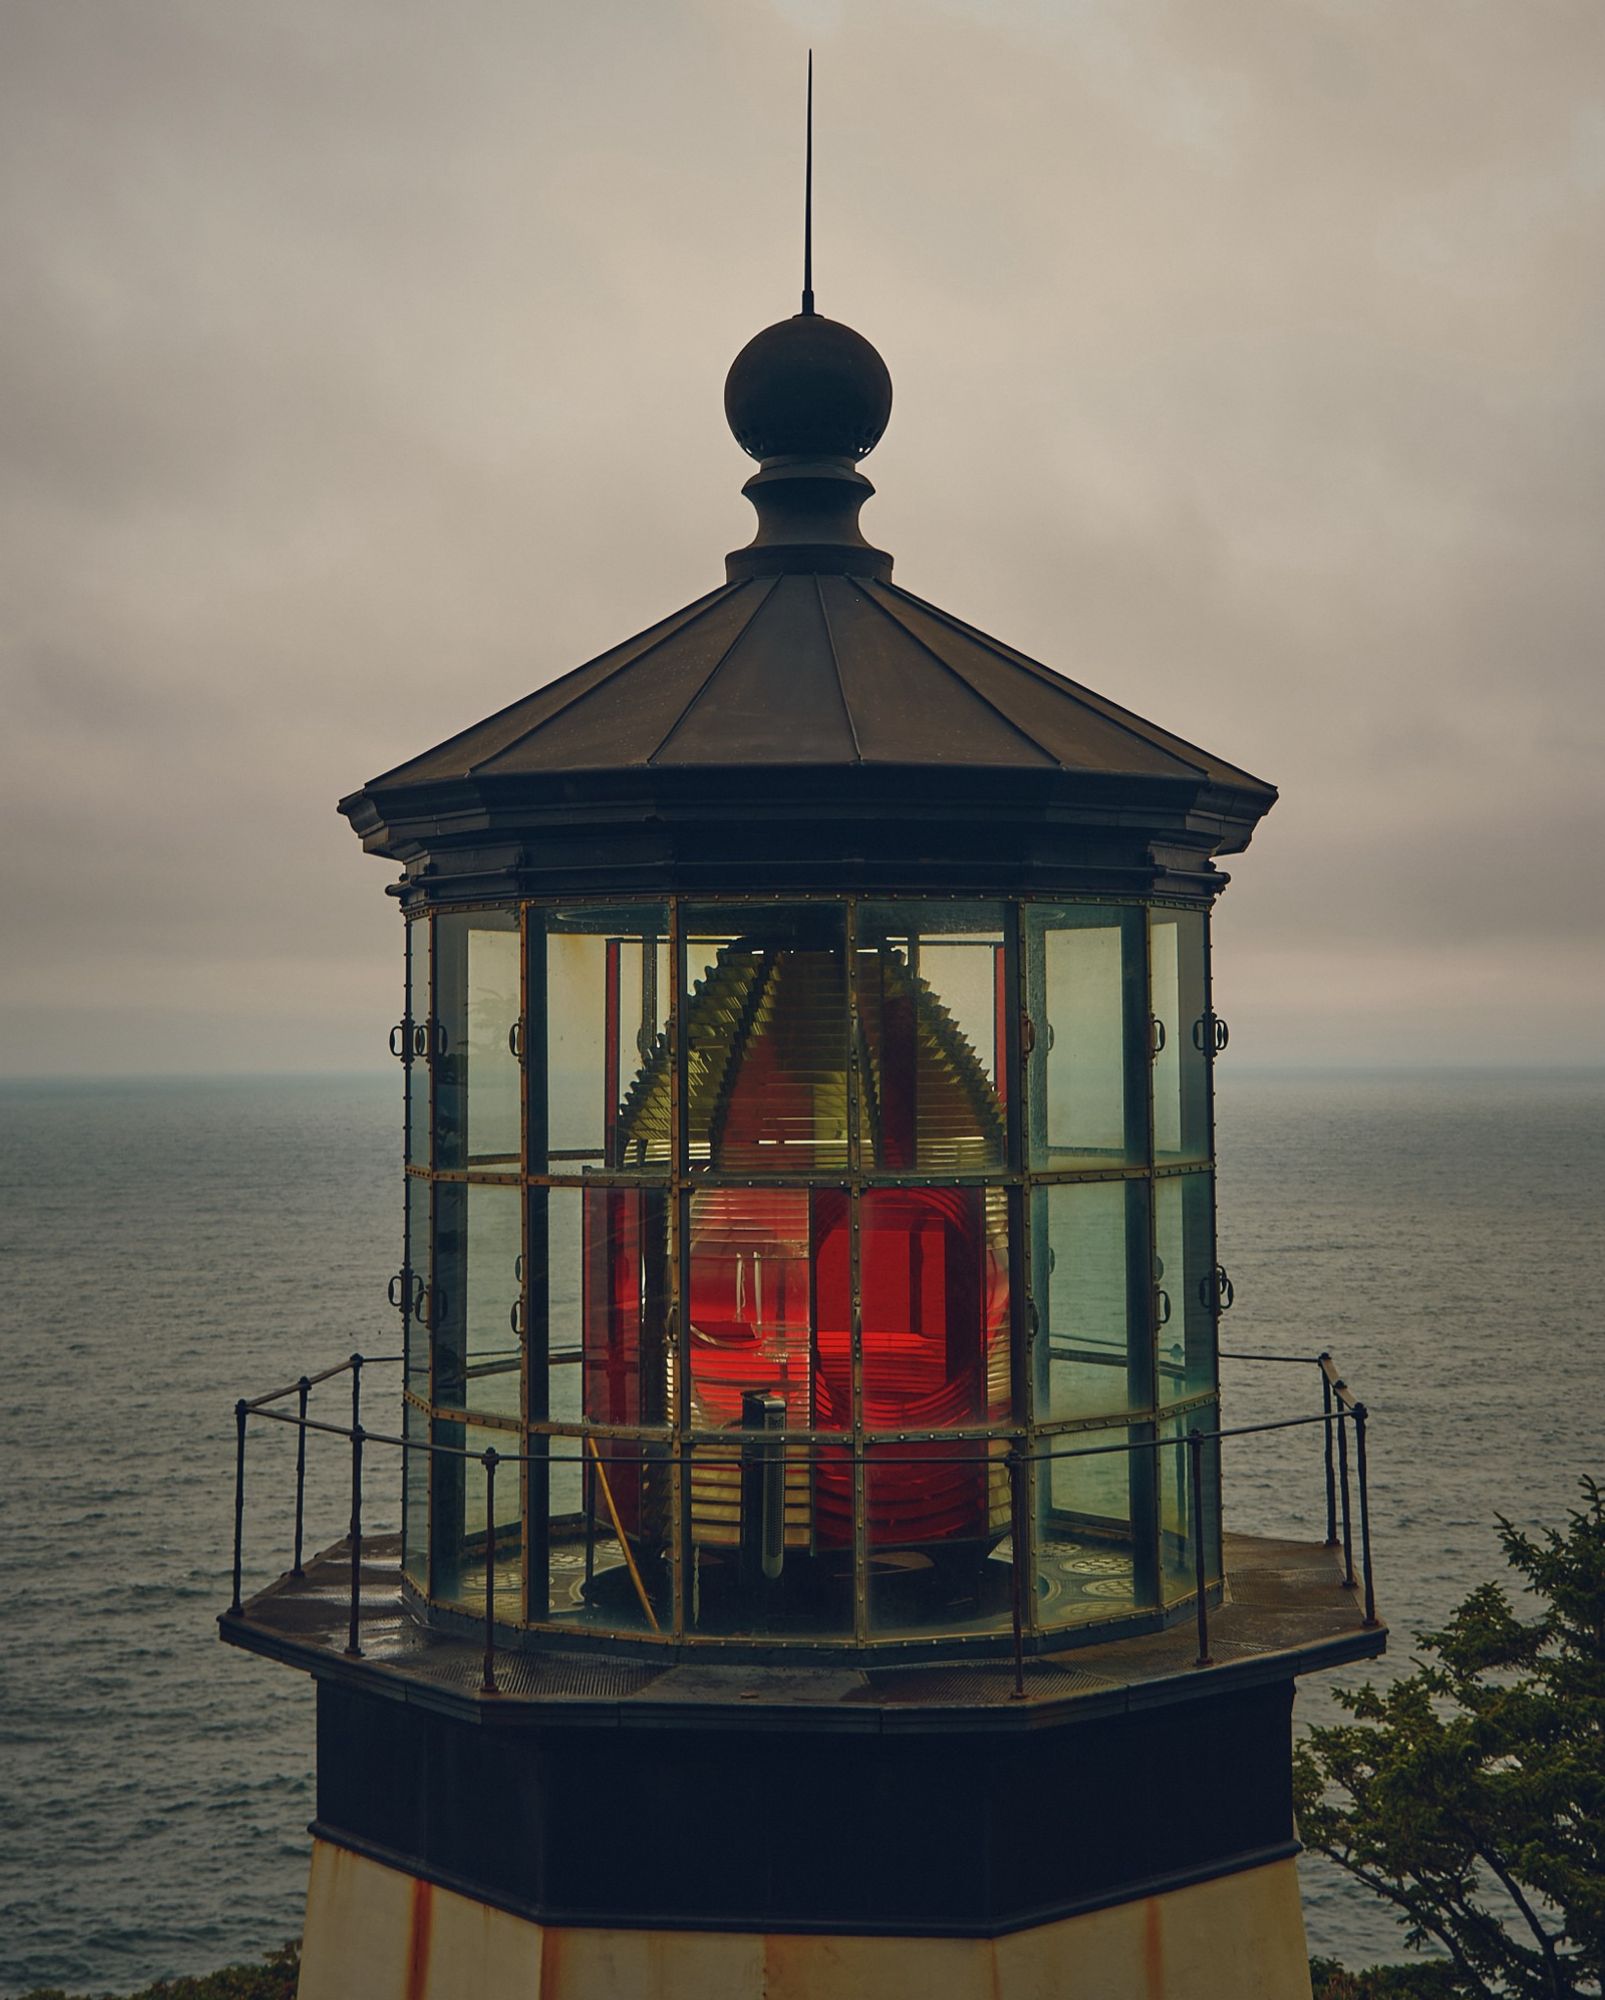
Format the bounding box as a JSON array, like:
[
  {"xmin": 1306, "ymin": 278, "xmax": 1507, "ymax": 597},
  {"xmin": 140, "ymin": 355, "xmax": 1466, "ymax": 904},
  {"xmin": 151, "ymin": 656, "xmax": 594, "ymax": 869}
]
[
  {"xmin": 860, "ymin": 584, "xmax": 1063, "ymax": 769},
  {"xmin": 645, "ymin": 577, "xmax": 779, "ymax": 765},
  {"xmin": 465, "ymin": 585, "xmax": 744, "ymax": 777},
  {"xmin": 367, "ymin": 581, "xmax": 738, "ymax": 787},
  {"xmin": 883, "ymin": 584, "xmax": 1250, "ymax": 788},
  {"xmin": 813, "ymin": 575, "xmax": 864, "ymax": 764}
]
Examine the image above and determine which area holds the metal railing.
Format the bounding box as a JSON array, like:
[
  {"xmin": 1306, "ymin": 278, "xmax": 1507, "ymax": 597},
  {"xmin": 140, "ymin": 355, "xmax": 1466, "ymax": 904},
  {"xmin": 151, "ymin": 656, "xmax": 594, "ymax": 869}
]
[{"xmin": 228, "ymin": 1351, "xmax": 1376, "ymax": 1701}]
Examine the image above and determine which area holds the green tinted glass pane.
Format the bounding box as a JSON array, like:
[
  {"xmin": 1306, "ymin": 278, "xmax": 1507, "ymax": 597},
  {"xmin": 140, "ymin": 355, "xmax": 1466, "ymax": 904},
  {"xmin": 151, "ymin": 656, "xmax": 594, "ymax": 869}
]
[
  {"xmin": 539, "ymin": 1431, "xmax": 673, "ymax": 1638},
  {"xmin": 433, "ymin": 908, "xmax": 521, "ymax": 1171},
  {"xmin": 525, "ymin": 1186, "xmax": 672, "ymax": 1634},
  {"xmin": 431, "ymin": 1419, "xmax": 523, "ymax": 1618},
  {"xmin": 1026, "ymin": 905, "xmax": 1146, "ymax": 1171},
  {"xmin": 545, "ymin": 906, "xmax": 670, "ymax": 1174},
  {"xmin": 1155, "ymin": 1173, "xmax": 1216, "ymax": 1406},
  {"xmin": 448, "ymin": 1183, "xmax": 523, "ymax": 1422},
  {"xmin": 406, "ymin": 916, "xmax": 431, "ymax": 1164},
  {"xmin": 682, "ymin": 904, "xmax": 848, "ymax": 1172},
  {"xmin": 865, "ymin": 1441, "xmax": 1014, "ymax": 1637},
  {"xmin": 1150, "ymin": 909, "xmax": 1210, "ymax": 1164},
  {"xmin": 1160, "ymin": 1409, "xmax": 1221, "ymax": 1601},
  {"xmin": 431, "ymin": 1180, "xmax": 539, "ymax": 1418},
  {"xmin": 402, "ymin": 1395, "xmax": 428, "ymax": 1591},
  {"xmin": 1037, "ymin": 1181, "xmax": 1152, "ymax": 1420},
  {"xmin": 1037, "ymin": 1423, "xmax": 1158, "ymax": 1629},
  {"xmin": 405, "ymin": 1175, "xmax": 430, "ymax": 1398},
  {"xmin": 857, "ymin": 903, "xmax": 1007, "ymax": 1174},
  {"xmin": 687, "ymin": 1438, "xmax": 855, "ymax": 1639}
]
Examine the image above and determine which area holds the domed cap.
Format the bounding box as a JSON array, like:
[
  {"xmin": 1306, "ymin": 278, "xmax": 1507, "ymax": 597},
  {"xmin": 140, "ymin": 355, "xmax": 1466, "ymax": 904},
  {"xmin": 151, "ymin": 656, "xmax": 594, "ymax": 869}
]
[{"xmin": 725, "ymin": 313, "xmax": 893, "ymax": 462}]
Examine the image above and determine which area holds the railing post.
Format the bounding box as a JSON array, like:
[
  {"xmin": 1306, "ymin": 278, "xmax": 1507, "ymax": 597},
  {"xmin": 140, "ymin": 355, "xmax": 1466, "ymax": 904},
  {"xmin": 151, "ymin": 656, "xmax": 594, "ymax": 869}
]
[
  {"xmin": 1007, "ymin": 1448, "xmax": 1027, "ymax": 1698},
  {"xmin": 345, "ymin": 1419, "xmax": 365, "ymax": 1657},
  {"xmin": 1320, "ymin": 1356, "xmax": 1338, "ymax": 1546},
  {"xmin": 291, "ymin": 1376, "xmax": 310, "ymax": 1579},
  {"xmin": 231, "ymin": 1400, "xmax": 248, "ymax": 1615},
  {"xmin": 482, "ymin": 1448, "xmax": 500, "ymax": 1696},
  {"xmin": 1353, "ymin": 1404, "xmax": 1378, "ymax": 1627},
  {"xmin": 1335, "ymin": 1391, "xmax": 1356, "ymax": 1590},
  {"xmin": 1189, "ymin": 1429, "xmax": 1212, "ymax": 1667}
]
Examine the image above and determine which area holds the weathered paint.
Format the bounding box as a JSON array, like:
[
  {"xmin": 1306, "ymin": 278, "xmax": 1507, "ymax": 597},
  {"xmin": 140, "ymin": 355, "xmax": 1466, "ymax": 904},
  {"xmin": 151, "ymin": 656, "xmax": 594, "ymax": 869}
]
[{"xmin": 298, "ymin": 1838, "xmax": 1314, "ymax": 2000}]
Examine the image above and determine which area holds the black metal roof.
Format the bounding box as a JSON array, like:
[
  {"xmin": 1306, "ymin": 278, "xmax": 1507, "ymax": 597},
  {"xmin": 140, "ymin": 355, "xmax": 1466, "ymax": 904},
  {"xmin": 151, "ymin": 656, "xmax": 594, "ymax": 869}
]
[
  {"xmin": 360, "ymin": 571, "xmax": 1268, "ymax": 790},
  {"xmin": 340, "ymin": 309, "xmax": 1276, "ymax": 903}
]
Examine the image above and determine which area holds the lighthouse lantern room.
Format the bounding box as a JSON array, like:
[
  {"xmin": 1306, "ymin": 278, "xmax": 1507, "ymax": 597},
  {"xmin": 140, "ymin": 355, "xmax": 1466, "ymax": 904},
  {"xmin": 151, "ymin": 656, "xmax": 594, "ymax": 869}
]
[{"xmin": 222, "ymin": 271, "xmax": 1384, "ymax": 2000}]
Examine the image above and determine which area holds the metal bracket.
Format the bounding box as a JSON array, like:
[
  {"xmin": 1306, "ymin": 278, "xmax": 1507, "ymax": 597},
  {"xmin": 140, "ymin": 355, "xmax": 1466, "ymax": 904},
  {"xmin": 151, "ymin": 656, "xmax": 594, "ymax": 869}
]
[
  {"xmin": 1192, "ymin": 1013, "xmax": 1229, "ymax": 1054},
  {"xmin": 1200, "ymin": 1265, "xmax": 1234, "ymax": 1312}
]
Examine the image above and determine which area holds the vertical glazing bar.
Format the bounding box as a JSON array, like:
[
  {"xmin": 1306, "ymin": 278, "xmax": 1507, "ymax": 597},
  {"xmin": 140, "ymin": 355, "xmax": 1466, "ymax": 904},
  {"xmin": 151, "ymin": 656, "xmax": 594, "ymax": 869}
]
[
  {"xmin": 525, "ymin": 908, "xmax": 550, "ymax": 1621},
  {"xmin": 291, "ymin": 1376, "xmax": 310, "ymax": 1578},
  {"xmin": 1008, "ymin": 1448, "xmax": 1027, "ymax": 1697},
  {"xmin": 231, "ymin": 1401, "xmax": 247, "ymax": 1615},
  {"xmin": 482, "ymin": 1448, "xmax": 500, "ymax": 1694},
  {"xmin": 668, "ymin": 898, "xmax": 689, "ymax": 1637},
  {"xmin": 424, "ymin": 911, "xmax": 438, "ymax": 1605},
  {"xmin": 345, "ymin": 1420, "xmax": 364, "ymax": 1658},
  {"xmin": 603, "ymin": 938, "xmax": 621, "ymax": 1170},
  {"xmin": 1321, "ymin": 1355, "xmax": 1338, "ymax": 1546},
  {"xmin": 1336, "ymin": 1396, "xmax": 1356, "ymax": 1589},
  {"xmin": 517, "ymin": 905, "xmax": 531, "ymax": 1626},
  {"xmin": 1013, "ymin": 904, "xmax": 1044, "ymax": 1610},
  {"xmin": 1136, "ymin": 909, "xmax": 1161, "ymax": 1609},
  {"xmin": 1354, "ymin": 1404, "xmax": 1377, "ymax": 1627},
  {"xmin": 845, "ymin": 899, "xmax": 867, "ymax": 1643},
  {"xmin": 1189, "ymin": 1429, "xmax": 1212, "ymax": 1666}
]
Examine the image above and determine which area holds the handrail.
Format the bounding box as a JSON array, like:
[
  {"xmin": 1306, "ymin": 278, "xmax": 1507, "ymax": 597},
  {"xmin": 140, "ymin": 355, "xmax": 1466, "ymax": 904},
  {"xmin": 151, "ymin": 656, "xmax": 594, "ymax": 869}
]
[{"xmin": 227, "ymin": 1348, "xmax": 1377, "ymax": 1694}]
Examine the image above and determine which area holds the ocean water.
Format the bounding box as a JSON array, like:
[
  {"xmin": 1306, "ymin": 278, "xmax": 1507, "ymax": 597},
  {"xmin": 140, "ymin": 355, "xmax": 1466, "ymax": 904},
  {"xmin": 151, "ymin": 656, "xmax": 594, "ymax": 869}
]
[{"xmin": 0, "ymin": 1069, "xmax": 1600, "ymax": 1994}]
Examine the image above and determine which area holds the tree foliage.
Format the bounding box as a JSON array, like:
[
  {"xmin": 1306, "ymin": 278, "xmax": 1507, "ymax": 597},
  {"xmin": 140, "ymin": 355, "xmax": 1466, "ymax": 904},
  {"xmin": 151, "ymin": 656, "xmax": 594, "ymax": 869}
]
[
  {"xmin": 1295, "ymin": 1480, "xmax": 1605, "ymax": 1999},
  {"xmin": 16, "ymin": 1940, "xmax": 298, "ymax": 2000}
]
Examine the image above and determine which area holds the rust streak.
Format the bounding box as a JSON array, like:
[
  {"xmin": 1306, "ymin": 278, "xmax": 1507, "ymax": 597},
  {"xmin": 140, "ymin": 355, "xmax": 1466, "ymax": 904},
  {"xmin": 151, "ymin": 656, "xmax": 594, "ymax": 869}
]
[{"xmin": 405, "ymin": 1876, "xmax": 435, "ymax": 2000}]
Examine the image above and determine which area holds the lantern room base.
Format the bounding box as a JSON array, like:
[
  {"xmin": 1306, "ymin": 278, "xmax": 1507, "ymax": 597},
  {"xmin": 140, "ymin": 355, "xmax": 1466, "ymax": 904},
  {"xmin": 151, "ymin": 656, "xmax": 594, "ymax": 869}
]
[{"xmin": 298, "ymin": 1837, "xmax": 1314, "ymax": 2000}]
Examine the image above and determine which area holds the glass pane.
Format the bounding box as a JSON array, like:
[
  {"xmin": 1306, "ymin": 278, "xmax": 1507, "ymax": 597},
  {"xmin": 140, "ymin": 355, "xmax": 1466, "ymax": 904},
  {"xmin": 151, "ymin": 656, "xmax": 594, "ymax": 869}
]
[
  {"xmin": 1036, "ymin": 1423, "xmax": 1158, "ymax": 1629},
  {"xmin": 540, "ymin": 1431, "xmax": 674, "ymax": 1638},
  {"xmin": 687, "ymin": 1437, "xmax": 855, "ymax": 1639},
  {"xmin": 405, "ymin": 1175, "xmax": 431, "ymax": 1398},
  {"xmin": 857, "ymin": 902, "xmax": 1007, "ymax": 1174},
  {"xmin": 431, "ymin": 1183, "xmax": 522, "ymax": 1421},
  {"xmin": 1026, "ymin": 905, "xmax": 1146, "ymax": 1171},
  {"xmin": 1155, "ymin": 1173, "xmax": 1216, "ymax": 1407},
  {"xmin": 856, "ymin": 1188, "xmax": 1011, "ymax": 1433},
  {"xmin": 682, "ymin": 904, "xmax": 848, "ymax": 1173},
  {"xmin": 434, "ymin": 908, "xmax": 522, "ymax": 1171},
  {"xmin": 431, "ymin": 1419, "xmax": 523, "ymax": 1618},
  {"xmin": 406, "ymin": 916, "xmax": 431, "ymax": 1165},
  {"xmin": 1160, "ymin": 1410, "xmax": 1221, "ymax": 1601},
  {"xmin": 402, "ymin": 1395, "xmax": 428, "ymax": 1592},
  {"xmin": 865, "ymin": 1441, "xmax": 1013, "ymax": 1637},
  {"xmin": 1150, "ymin": 908, "xmax": 1210, "ymax": 1164},
  {"xmin": 545, "ymin": 905, "xmax": 670, "ymax": 1174},
  {"xmin": 1036, "ymin": 1181, "xmax": 1152, "ymax": 1421},
  {"xmin": 525, "ymin": 1186, "xmax": 672, "ymax": 1634},
  {"xmin": 688, "ymin": 1189, "xmax": 819, "ymax": 1430},
  {"xmin": 579, "ymin": 1185, "xmax": 672, "ymax": 1433},
  {"xmin": 537, "ymin": 1186, "xmax": 584, "ymax": 1431}
]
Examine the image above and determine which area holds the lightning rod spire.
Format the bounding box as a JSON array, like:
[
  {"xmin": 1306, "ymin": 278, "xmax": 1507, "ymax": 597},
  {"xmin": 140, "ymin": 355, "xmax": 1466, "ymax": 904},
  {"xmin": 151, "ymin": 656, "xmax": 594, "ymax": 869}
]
[{"xmin": 802, "ymin": 51, "xmax": 815, "ymax": 315}]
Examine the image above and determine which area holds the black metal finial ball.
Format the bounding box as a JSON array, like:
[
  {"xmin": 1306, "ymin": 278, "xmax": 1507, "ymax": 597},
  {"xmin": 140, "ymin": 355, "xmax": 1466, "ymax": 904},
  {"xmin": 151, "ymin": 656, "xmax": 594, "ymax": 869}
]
[{"xmin": 725, "ymin": 313, "xmax": 893, "ymax": 462}]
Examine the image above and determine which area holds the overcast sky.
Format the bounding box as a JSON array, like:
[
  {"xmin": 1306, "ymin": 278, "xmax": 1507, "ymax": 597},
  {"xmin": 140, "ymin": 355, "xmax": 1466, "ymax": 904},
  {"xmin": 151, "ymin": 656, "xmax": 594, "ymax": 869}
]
[{"xmin": 2, "ymin": 0, "xmax": 1601, "ymax": 1075}]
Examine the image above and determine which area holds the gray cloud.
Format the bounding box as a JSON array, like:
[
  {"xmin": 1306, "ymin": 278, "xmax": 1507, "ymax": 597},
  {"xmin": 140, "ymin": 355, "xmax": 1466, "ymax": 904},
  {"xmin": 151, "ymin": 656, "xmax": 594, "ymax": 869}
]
[{"xmin": 2, "ymin": 0, "xmax": 1601, "ymax": 1074}]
